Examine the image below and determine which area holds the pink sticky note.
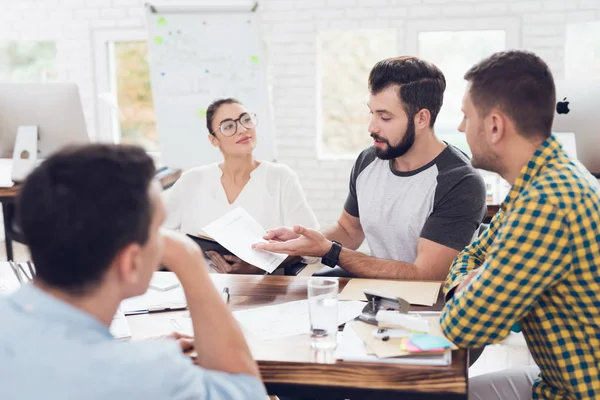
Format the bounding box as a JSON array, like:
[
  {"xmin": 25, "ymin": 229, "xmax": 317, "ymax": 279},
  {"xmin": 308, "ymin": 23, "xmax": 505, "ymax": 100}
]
[{"xmin": 406, "ymin": 340, "xmax": 444, "ymax": 353}]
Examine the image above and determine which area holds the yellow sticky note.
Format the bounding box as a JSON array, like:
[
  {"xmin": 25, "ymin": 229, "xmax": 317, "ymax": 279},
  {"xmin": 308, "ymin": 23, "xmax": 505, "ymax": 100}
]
[
  {"xmin": 153, "ymin": 36, "xmax": 164, "ymax": 44},
  {"xmin": 250, "ymin": 55, "xmax": 260, "ymax": 64},
  {"xmin": 197, "ymin": 108, "xmax": 207, "ymax": 117},
  {"xmin": 157, "ymin": 17, "xmax": 167, "ymax": 26}
]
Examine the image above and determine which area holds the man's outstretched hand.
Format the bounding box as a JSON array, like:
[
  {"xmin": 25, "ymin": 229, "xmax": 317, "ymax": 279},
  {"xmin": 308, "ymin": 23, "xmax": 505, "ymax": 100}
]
[{"xmin": 254, "ymin": 225, "xmax": 331, "ymax": 258}]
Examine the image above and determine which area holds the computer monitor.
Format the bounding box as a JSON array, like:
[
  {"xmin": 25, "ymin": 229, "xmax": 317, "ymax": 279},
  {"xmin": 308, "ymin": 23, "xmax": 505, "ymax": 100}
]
[
  {"xmin": 0, "ymin": 83, "xmax": 89, "ymax": 159},
  {"xmin": 553, "ymin": 79, "xmax": 600, "ymax": 175}
]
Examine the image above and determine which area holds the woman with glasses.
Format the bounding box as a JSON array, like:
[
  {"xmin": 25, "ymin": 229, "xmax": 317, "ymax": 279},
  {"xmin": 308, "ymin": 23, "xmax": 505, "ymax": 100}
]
[{"xmin": 164, "ymin": 98, "xmax": 319, "ymax": 274}]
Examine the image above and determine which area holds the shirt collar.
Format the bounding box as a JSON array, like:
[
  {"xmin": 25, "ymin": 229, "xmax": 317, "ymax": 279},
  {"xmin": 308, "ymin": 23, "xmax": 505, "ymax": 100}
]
[
  {"xmin": 8, "ymin": 283, "xmax": 113, "ymax": 340},
  {"xmin": 501, "ymin": 134, "xmax": 562, "ymax": 213}
]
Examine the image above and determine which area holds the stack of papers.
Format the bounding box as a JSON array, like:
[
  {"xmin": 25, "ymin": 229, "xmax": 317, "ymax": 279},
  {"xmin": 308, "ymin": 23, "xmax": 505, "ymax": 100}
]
[
  {"xmin": 335, "ymin": 321, "xmax": 452, "ymax": 366},
  {"xmin": 203, "ymin": 208, "xmax": 287, "ymax": 273}
]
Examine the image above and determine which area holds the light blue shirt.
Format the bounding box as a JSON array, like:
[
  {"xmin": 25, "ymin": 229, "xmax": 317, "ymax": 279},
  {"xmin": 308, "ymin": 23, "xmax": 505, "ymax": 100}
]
[{"xmin": 0, "ymin": 284, "xmax": 266, "ymax": 400}]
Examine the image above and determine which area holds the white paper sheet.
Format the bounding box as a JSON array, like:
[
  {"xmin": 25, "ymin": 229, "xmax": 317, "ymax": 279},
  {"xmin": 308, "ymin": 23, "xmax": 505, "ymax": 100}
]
[
  {"xmin": 109, "ymin": 308, "xmax": 131, "ymax": 340},
  {"xmin": 149, "ymin": 271, "xmax": 181, "ymax": 291},
  {"xmin": 0, "ymin": 262, "xmax": 23, "ymax": 296},
  {"xmin": 231, "ymin": 300, "xmax": 366, "ymax": 340},
  {"xmin": 203, "ymin": 208, "xmax": 287, "ymax": 273}
]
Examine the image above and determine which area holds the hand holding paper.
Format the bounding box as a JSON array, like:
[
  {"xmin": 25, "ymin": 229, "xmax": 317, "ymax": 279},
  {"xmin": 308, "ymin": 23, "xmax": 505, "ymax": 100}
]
[{"xmin": 203, "ymin": 208, "xmax": 287, "ymax": 273}]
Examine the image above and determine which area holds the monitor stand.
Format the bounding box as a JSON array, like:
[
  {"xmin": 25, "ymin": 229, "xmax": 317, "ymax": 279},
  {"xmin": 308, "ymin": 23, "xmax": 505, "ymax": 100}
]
[{"xmin": 11, "ymin": 126, "xmax": 38, "ymax": 183}]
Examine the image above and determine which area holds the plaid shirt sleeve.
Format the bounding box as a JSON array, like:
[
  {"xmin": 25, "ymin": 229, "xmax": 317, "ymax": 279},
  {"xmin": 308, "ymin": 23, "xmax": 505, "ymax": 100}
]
[
  {"xmin": 443, "ymin": 211, "xmax": 501, "ymax": 300},
  {"xmin": 440, "ymin": 198, "xmax": 572, "ymax": 347}
]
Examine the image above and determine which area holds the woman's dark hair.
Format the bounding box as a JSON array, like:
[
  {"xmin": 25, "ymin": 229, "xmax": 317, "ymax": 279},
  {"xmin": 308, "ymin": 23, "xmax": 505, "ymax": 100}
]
[{"xmin": 206, "ymin": 98, "xmax": 241, "ymax": 135}]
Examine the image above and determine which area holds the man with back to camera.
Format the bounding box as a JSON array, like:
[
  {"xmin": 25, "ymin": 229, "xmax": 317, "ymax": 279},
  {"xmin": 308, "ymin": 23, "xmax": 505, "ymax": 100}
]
[
  {"xmin": 441, "ymin": 50, "xmax": 600, "ymax": 399},
  {"xmin": 254, "ymin": 56, "xmax": 487, "ymax": 281},
  {"xmin": 0, "ymin": 144, "xmax": 266, "ymax": 399}
]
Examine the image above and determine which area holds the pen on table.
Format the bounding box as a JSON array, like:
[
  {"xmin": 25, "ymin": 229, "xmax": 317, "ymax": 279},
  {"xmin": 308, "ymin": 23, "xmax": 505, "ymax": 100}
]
[{"xmin": 221, "ymin": 287, "xmax": 230, "ymax": 304}]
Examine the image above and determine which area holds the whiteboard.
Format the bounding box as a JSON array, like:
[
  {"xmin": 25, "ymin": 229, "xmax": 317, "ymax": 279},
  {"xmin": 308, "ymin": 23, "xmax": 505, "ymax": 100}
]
[{"xmin": 145, "ymin": 4, "xmax": 275, "ymax": 169}]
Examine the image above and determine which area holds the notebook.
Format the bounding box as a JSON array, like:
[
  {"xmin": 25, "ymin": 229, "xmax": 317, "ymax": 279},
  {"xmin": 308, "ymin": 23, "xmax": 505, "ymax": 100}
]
[
  {"xmin": 186, "ymin": 233, "xmax": 234, "ymax": 257},
  {"xmin": 121, "ymin": 272, "xmax": 187, "ymax": 315}
]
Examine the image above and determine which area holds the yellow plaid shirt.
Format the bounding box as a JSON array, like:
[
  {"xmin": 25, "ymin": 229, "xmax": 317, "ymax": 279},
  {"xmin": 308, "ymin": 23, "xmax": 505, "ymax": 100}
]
[{"xmin": 441, "ymin": 135, "xmax": 600, "ymax": 399}]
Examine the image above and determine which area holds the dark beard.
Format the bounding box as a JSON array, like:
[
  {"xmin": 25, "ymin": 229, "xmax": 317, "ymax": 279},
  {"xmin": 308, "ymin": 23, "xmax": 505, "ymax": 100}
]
[{"xmin": 372, "ymin": 118, "xmax": 416, "ymax": 160}]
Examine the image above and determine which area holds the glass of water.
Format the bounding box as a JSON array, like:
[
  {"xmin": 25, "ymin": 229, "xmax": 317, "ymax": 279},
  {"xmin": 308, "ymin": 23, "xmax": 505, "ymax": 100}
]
[{"xmin": 307, "ymin": 278, "xmax": 339, "ymax": 349}]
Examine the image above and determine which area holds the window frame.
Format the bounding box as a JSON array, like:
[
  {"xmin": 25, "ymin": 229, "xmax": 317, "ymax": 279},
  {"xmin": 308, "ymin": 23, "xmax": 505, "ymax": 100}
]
[
  {"xmin": 405, "ymin": 17, "xmax": 521, "ymax": 55},
  {"xmin": 92, "ymin": 28, "xmax": 151, "ymax": 146}
]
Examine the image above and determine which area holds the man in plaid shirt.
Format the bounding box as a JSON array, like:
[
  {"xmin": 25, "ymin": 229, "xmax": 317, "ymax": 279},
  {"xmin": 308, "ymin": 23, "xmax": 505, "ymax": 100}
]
[{"xmin": 441, "ymin": 50, "xmax": 600, "ymax": 399}]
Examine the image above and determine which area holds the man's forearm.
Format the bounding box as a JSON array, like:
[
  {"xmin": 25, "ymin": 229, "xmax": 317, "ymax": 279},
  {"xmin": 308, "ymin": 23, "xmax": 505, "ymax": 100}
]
[
  {"xmin": 337, "ymin": 248, "xmax": 422, "ymax": 280},
  {"xmin": 175, "ymin": 262, "xmax": 260, "ymax": 378},
  {"xmin": 321, "ymin": 222, "xmax": 364, "ymax": 251},
  {"xmin": 444, "ymin": 256, "xmax": 483, "ymax": 298}
]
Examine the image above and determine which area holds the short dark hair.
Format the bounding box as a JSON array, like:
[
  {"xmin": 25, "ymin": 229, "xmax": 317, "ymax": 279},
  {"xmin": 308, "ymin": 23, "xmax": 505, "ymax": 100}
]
[
  {"xmin": 464, "ymin": 50, "xmax": 556, "ymax": 139},
  {"xmin": 368, "ymin": 56, "xmax": 446, "ymax": 126},
  {"xmin": 17, "ymin": 144, "xmax": 156, "ymax": 294},
  {"xmin": 206, "ymin": 98, "xmax": 241, "ymax": 135}
]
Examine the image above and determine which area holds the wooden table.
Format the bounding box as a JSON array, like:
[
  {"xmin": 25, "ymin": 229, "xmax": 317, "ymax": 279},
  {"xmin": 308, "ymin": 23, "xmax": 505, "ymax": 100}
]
[{"xmin": 127, "ymin": 275, "xmax": 469, "ymax": 399}]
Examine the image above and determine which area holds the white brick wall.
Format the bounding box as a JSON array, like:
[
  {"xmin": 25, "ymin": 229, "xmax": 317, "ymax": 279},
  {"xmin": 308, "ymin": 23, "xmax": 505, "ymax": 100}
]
[{"xmin": 1, "ymin": 0, "xmax": 599, "ymax": 229}]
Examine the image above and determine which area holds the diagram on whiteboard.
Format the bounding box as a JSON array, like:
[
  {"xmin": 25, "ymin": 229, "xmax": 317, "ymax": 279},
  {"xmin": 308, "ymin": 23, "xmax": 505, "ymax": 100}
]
[{"xmin": 145, "ymin": 10, "xmax": 275, "ymax": 169}]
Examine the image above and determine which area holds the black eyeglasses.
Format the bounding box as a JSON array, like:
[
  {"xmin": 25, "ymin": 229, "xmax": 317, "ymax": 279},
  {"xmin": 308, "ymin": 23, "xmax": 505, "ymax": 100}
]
[{"xmin": 212, "ymin": 113, "xmax": 258, "ymax": 137}]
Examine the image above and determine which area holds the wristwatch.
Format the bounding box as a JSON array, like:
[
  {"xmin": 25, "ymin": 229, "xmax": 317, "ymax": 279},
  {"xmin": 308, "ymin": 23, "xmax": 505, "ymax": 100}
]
[{"xmin": 322, "ymin": 241, "xmax": 342, "ymax": 267}]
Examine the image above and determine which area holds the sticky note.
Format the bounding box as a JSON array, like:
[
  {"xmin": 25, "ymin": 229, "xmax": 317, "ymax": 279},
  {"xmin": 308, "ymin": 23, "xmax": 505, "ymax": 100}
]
[
  {"xmin": 157, "ymin": 17, "xmax": 167, "ymax": 26},
  {"xmin": 409, "ymin": 334, "xmax": 453, "ymax": 351},
  {"xmin": 197, "ymin": 108, "xmax": 207, "ymax": 117},
  {"xmin": 250, "ymin": 55, "xmax": 260, "ymax": 64},
  {"xmin": 153, "ymin": 36, "xmax": 164, "ymax": 44}
]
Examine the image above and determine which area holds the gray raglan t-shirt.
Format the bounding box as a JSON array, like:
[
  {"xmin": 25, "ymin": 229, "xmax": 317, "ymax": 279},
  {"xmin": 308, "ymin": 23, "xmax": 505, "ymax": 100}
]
[{"xmin": 344, "ymin": 145, "xmax": 486, "ymax": 263}]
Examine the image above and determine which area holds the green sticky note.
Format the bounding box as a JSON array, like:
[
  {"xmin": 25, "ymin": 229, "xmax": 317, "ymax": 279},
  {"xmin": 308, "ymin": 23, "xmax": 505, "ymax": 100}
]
[
  {"xmin": 197, "ymin": 108, "xmax": 207, "ymax": 117},
  {"xmin": 153, "ymin": 36, "xmax": 163, "ymax": 44},
  {"xmin": 250, "ymin": 55, "xmax": 260, "ymax": 64},
  {"xmin": 157, "ymin": 17, "xmax": 167, "ymax": 26}
]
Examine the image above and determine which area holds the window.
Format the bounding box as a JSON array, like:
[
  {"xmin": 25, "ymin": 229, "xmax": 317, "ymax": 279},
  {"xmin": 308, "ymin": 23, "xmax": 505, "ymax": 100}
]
[
  {"xmin": 112, "ymin": 41, "xmax": 158, "ymax": 152},
  {"xmin": 418, "ymin": 30, "xmax": 507, "ymax": 155},
  {"xmin": 0, "ymin": 41, "xmax": 57, "ymax": 82},
  {"xmin": 406, "ymin": 18, "xmax": 519, "ymax": 155},
  {"xmin": 318, "ymin": 29, "xmax": 397, "ymax": 157},
  {"xmin": 406, "ymin": 19, "xmax": 520, "ymax": 204},
  {"xmin": 94, "ymin": 29, "xmax": 159, "ymax": 153},
  {"xmin": 565, "ymin": 21, "xmax": 600, "ymax": 79},
  {"xmin": 419, "ymin": 30, "xmax": 508, "ymax": 203}
]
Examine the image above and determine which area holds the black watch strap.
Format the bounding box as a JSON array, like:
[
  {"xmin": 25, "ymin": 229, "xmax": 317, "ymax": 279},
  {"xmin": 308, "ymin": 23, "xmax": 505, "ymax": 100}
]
[{"xmin": 322, "ymin": 241, "xmax": 342, "ymax": 267}]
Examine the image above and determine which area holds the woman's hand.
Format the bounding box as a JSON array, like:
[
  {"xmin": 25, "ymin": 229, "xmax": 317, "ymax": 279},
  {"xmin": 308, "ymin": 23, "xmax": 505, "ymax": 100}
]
[{"xmin": 206, "ymin": 251, "xmax": 264, "ymax": 274}]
